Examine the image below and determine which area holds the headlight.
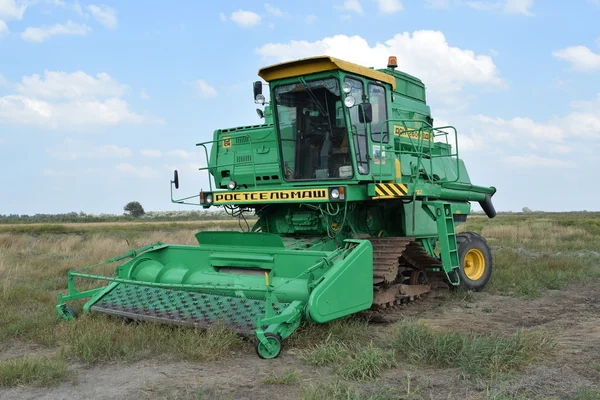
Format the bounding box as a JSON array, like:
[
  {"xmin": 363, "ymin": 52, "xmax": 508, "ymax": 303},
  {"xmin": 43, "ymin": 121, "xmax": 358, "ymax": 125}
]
[
  {"xmin": 200, "ymin": 192, "xmax": 214, "ymax": 205},
  {"xmin": 328, "ymin": 187, "xmax": 346, "ymax": 201},
  {"xmin": 227, "ymin": 180, "xmax": 237, "ymax": 190},
  {"xmin": 255, "ymin": 93, "xmax": 265, "ymax": 105},
  {"xmin": 344, "ymin": 96, "xmax": 355, "ymax": 108},
  {"xmin": 342, "ymin": 82, "xmax": 352, "ymax": 94}
]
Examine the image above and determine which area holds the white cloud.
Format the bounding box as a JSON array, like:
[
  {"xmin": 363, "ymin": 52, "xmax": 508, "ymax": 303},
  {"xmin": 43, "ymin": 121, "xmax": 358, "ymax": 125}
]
[
  {"xmin": 0, "ymin": 20, "xmax": 8, "ymax": 36},
  {"xmin": 464, "ymin": 91, "xmax": 600, "ymax": 162},
  {"xmin": 140, "ymin": 149, "xmax": 161, "ymax": 158},
  {"xmin": 0, "ymin": 96, "xmax": 159, "ymax": 128},
  {"xmin": 230, "ymin": 10, "xmax": 261, "ymax": 27},
  {"xmin": 0, "ymin": 70, "xmax": 162, "ymax": 129},
  {"xmin": 140, "ymin": 89, "xmax": 149, "ymax": 100},
  {"xmin": 73, "ymin": 0, "xmax": 86, "ymax": 17},
  {"xmin": 552, "ymin": 45, "xmax": 600, "ymax": 72},
  {"xmin": 264, "ymin": 3, "xmax": 285, "ymax": 17},
  {"xmin": 0, "ymin": 74, "xmax": 6, "ymax": 86},
  {"xmin": 95, "ymin": 144, "xmax": 131, "ymax": 158},
  {"xmin": 42, "ymin": 168, "xmax": 64, "ymax": 176},
  {"xmin": 164, "ymin": 162, "xmax": 205, "ymax": 174},
  {"xmin": 47, "ymin": 138, "xmax": 132, "ymax": 160},
  {"xmin": 256, "ymin": 31, "xmax": 502, "ymax": 102},
  {"xmin": 341, "ymin": 14, "xmax": 352, "ymax": 21},
  {"xmin": 21, "ymin": 20, "xmax": 91, "ymax": 42},
  {"xmin": 588, "ymin": 0, "xmax": 600, "ymax": 6},
  {"xmin": 504, "ymin": 155, "xmax": 574, "ymax": 168},
  {"xmin": 458, "ymin": 133, "xmax": 487, "ymax": 152},
  {"xmin": 304, "ymin": 14, "xmax": 317, "ymax": 24},
  {"xmin": 473, "ymin": 115, "xmax": 565, "ymax": 143},
  {"xmin": 565, "ymin": 93, "xmax": 600, "ymax": 139},
  {"xmin": 168, "ymin": 149, "xmax": 195, "ymax": 159},
  {"xmin": 116, "ymin": 163, "xmax": 161, "ymax": 179},
  {"xmin": 0, "ymin": 0, "xmax": 27, "ymax": 20},
  {"xmin": 424, "ymin": 0, "xmax": 450, "ymax": 8},
  {"xmin": 86, "ymin": 4, "xmax": 117, "ymax": 29},
  {"xmin": 46, "ymin": 0, "xmax": 66, "ymax": 7},
  {"xmin": 467, "ymin": 0, "xmax": 534, "ymax": 15},
  {"xmin": 548, "ymin": 144, "xmax": 572, "ymax": 154},
  {"xmin": 377, "ymin": 0, "xmax": 403, "ymax": 14},
  {"xmin": 503, "ymin": 0, "xmax": 534, "ymax": 15},
  {"xmin": 17, "ymin": 70, "xmax": 128, "ymax": 99},
  {"xmin": 219, "ymin": 12, "xmax": 227, "ymax": 22},
  {"xmin": 193, "ymin": 79, "xmax": 217, "ymax": 98},
  {"xmin": 339, "ymin": 0, "xmax": 363, "ymax": 13}
]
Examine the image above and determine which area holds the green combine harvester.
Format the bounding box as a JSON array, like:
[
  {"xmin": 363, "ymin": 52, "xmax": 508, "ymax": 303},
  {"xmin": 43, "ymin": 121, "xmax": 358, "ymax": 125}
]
[{"xmin": 57, "ymin": 56, "xmax": 497, "ymax": 359}]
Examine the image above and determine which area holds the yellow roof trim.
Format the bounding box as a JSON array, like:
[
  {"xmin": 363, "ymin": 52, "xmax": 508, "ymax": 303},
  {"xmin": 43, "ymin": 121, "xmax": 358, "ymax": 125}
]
[{"xmin": 258, "ymin": 56, "xmax": 396, "ymax": 89}]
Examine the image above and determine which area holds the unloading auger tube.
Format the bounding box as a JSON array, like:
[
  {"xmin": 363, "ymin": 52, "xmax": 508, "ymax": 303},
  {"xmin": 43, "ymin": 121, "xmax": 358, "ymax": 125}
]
[{"xmin": 57, "ymin": 55, "xmax": 497, "ymax": 359}]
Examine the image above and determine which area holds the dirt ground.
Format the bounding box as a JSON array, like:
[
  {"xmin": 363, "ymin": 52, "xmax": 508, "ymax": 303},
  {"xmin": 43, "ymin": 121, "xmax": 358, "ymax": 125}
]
[{"xmin": 1, "ymin": 283, "xmax": 598, "ymax": 400}]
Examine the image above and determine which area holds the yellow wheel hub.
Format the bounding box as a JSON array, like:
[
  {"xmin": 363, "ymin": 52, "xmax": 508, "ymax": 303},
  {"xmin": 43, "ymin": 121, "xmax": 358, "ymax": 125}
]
[{"xmin": 463, "ymin": 248, "xmax": 485, "ymax": 281}]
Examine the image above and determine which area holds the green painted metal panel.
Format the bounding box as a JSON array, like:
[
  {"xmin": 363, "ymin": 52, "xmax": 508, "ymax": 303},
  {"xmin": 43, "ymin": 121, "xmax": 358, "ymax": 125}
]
[
  {"xmin": 195, "ymin": 231, "xmax": 285, "ymax": 248},
  {"xmin": 308, "ymin": 240, "xmax": 373, "ymax": 323}
]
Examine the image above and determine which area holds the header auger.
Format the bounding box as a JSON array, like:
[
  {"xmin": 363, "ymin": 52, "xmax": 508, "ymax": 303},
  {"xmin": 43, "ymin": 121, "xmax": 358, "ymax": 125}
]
[{"xmin": 57, "ymin": 55, "xmax": 497, "ymax": 359}]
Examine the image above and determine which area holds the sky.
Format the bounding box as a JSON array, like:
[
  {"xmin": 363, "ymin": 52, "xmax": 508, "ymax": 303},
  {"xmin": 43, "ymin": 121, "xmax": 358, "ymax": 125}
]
[{"xmin": 0, "ymin": 0, "xmax": 599, "ymax": 215}]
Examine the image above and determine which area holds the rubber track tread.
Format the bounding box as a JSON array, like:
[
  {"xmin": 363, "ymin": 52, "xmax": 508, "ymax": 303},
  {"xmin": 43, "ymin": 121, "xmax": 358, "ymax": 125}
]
[{"xmin": 366, "ymin": 236, "xmax": 447, "ymax": 314}]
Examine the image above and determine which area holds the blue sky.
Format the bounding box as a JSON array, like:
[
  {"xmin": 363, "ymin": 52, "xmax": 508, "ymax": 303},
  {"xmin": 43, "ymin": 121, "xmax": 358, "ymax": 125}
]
[{"xmin": 0, "ymin": 0, "xmax": 599, "ymax": 214}]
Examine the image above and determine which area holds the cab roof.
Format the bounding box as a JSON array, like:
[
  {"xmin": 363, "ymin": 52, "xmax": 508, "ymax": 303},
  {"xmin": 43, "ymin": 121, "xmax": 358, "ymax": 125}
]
[{"xmin": 258, "ymin": 56, "xmax": 397, "ymax": 90}]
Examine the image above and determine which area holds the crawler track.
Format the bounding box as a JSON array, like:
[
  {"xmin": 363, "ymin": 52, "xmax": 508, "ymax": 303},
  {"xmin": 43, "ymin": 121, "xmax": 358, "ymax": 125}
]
[{"xmin": 367, "ymin": 236, "xmax": 447, "ymax": 317}]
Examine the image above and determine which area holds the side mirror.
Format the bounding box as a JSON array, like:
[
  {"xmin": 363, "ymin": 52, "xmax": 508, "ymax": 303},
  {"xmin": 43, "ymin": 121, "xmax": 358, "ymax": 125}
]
[
  {"xmin": 253, "ymin": 81, "xmax": 262, "ymax": 100},
  {"xmin": 358, "ymin": 103, "xmax": 372, "ymax": 124},
  {"xmin": 173, "ymin": 170, "xmax": 179, "ymax": 189},
  {"xmin": 256, "ymin": 108, "xmax": 264, "ymax": 119}
]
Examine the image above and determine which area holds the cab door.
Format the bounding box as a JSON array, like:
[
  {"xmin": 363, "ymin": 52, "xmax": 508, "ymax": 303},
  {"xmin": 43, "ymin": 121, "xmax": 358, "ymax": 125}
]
[
  {"xmin": 367, "ymin": 82, "xmax": 394, "ymax": 180},
  {"xmin": 343, "ymin": 77, "xmax": 371, "ymax": 180}
]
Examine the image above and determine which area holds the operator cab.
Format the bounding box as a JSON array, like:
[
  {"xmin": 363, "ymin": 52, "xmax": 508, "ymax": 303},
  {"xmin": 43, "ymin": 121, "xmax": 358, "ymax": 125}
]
[
  {"xmin": 274, "ymin": 78, "xmax": 351, "ymax": 181},
  {"xmin": 258, "ymin": 56, "xmax": 400, "ymax": 184}
]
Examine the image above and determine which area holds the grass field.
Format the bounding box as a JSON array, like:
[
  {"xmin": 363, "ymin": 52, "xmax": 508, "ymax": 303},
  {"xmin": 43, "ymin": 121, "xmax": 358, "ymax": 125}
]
[{"xmin": 0, "ymin": 213, "xmax": 599, "ymax": 399}]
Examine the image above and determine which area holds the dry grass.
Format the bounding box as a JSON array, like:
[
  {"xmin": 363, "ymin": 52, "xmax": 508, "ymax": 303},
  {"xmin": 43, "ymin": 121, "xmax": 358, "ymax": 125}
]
[
  {"xmin": 481, "ymin": 222, "xmax": 592, "ymax": 250},
  {"xmin": 393, "ymin": 320, "xmax": 554, "ymax": 378},
  {"xmin": 0, "ymin": 222, "xmax": 247, "ymax": 370},
  {"xmin": 0, "ymin": 214, "xmax": 598, "ymax": 390},
  {"xmin": 0, "ymin": 355, "xmax": 68, "ymax": 387},
  {"xmin": 460, "ymin": 215, "xmax": 600, "ymax": 297}
]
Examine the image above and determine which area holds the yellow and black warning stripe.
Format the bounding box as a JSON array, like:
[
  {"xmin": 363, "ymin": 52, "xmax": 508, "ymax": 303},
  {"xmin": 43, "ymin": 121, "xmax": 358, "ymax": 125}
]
[{"xmin": 374, "ymin": 183, "xmax": 409, "ymax": 199}]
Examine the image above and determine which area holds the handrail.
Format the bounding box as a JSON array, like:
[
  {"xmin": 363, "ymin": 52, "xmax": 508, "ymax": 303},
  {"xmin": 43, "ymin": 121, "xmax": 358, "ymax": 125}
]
[{"xmin": 376, "ymin": 118, "xmax": 461, "ymax": 185}]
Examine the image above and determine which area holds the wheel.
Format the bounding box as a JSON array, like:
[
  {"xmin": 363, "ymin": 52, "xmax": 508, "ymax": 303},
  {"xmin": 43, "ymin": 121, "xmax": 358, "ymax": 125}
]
[
  {"xmin": 255, "ymin": 333, "xmax": 283, "ymax": 359},
  {"xmin": 456, "ymin": 232, "xmax": 492, "ymax": 291},
  {"xmin": 409, "ymin": 269, "xmax": 427, "ymax": 285},
  {"xmin": 59, "ymin": 305, "xmax": 78, "ymax": 320}
]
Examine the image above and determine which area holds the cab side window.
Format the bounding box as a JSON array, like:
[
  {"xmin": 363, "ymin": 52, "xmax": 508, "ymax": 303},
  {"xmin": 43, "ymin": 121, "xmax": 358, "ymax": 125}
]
[{"xmin": 368, "ymin": 83, "xmax": 388, "ymax": 144}]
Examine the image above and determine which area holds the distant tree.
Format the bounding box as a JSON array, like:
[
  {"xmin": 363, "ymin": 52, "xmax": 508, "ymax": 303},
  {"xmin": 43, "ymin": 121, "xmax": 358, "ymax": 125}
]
[
  {"xmin": 522, "ymin": 207, "xmax": 532, "ymax": 213},
  {"xmin": 124, "ymin": 201, "xmax": 145, "ymax": 217}
]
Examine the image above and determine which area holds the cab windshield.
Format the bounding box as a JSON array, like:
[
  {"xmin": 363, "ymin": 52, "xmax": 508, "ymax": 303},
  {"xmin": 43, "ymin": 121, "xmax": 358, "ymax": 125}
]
[{"xmin": 274, "ymin": 78, "xmax": 352, "ymax": 181}]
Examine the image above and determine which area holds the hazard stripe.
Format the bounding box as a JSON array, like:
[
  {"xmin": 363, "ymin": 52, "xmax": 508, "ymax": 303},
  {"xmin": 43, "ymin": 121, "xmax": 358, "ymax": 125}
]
[
  {"xmin": 375, "ymin": 187, "xmax": 387, "ymax": 196},
  {"xmin": 388, "ymin": 184, "xmax": 404, "ymax": 196},
  {"xmin": 374, "ymin": 183, "xmax": 409, "ymax": 199},
  {"xmin": 379, "ymin": 185, "xmax": 395, "ymax": 196}
]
